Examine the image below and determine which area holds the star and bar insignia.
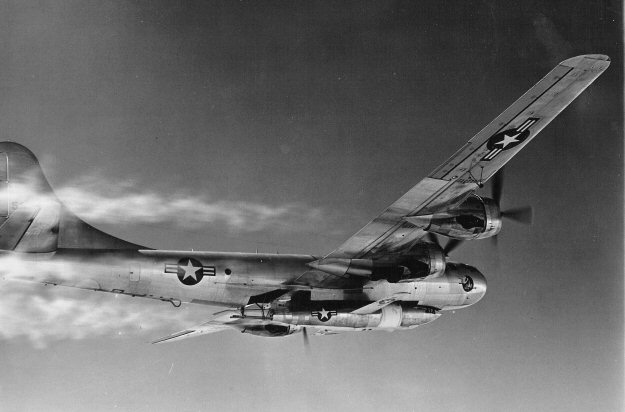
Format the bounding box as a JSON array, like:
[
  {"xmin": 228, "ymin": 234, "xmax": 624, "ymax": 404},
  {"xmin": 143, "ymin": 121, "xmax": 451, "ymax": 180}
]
[
  {"xmin": 311, "ymin": 307, "xmax": 337, "ymax": 322},
  {"xmin": 165, "ymin": 258, "xmax": 216, "ymax": 286},
  {"xmin": 482, "ymin": 118, "xmax": 539, "ymax": 161}
]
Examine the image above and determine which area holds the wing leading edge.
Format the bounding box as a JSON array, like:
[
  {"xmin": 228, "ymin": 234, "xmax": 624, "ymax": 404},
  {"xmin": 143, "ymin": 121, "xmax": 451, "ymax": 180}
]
[{"xmin": 326, "ymin": 54, "xmax": 610, "ymax": 259}]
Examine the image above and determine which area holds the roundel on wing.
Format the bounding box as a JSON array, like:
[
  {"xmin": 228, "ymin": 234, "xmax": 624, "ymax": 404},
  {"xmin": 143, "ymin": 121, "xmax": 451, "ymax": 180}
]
[
  {"xmin": 486, "ymin": 128, "xmax": 530, "ymax": 151},
  {"xmin": 175, "ymin": 257, "xmax": 204, "ymax": 286}
]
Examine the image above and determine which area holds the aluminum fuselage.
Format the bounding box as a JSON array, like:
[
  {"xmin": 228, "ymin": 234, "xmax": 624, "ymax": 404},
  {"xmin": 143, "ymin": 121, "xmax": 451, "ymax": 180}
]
[{"xmin": 3, "ymin": 249, "xmax": 486, "ymax": 311}]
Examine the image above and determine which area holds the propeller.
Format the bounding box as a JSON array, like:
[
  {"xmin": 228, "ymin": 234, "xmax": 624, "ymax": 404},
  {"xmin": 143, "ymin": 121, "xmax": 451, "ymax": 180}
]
[
  {"xmin": 492, "ymin": 168, "xmax": 504, "ymax": 206},
  {"xmin": 426, "ymin": 232, "xmax": 463, "ymax": 256},
  {"xmin": 302, "ymin": 326, "xmax": 311, "ymax": 354},
  {"xmin": 443, "ymin": 238, "xmax": 463, "ymax": 255},
  {"xmin": 501, "ymin": 206, "xmax": 533, "ymax": 225},
  {"xmin": 490, "ymin": 168, "xmax": 533, "ymax": 244}
]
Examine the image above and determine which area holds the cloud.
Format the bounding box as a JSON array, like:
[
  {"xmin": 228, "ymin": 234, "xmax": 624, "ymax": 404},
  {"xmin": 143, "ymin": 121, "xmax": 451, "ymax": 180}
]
[
  {"xmin": 532, "ymin": 14, "xmax": 573, "ymax": 65},
  {"xmin": 5, "ymin": 173, "xmax": 325, "ymax": 233},
  {"xmin": 0, "ymin": 170, "xmax": 345, "ymax": 348},
  {"xmin": 0, "ymin": 255, "xmax": 219, "ymax": 348},
  {"xmin": 58, "ymin": 184, "xmax": 321, "ymax": 232},
  {"xmin": 0, "ymin": 282, "xmax": 212, "ymax": 349}
]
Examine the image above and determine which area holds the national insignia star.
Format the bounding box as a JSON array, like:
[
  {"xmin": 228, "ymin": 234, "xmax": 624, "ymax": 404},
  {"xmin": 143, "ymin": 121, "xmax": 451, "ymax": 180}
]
[
  {"xmin": 319, "ymin": 308, "xmax": 330, "ymax": 320},
  {"xmin": 180, "ymin": 261, "xmax": 199, "ymax": 281},
  {"xmin": 496, "ymin": 132, "xmax": 522, "ymax": 148}
]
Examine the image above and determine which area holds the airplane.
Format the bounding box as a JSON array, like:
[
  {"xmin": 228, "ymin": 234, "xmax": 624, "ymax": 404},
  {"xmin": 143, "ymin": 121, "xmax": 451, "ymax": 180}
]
[{"xmin": 0, "ymin": 54, "xmax": 610, "ymax": 344}]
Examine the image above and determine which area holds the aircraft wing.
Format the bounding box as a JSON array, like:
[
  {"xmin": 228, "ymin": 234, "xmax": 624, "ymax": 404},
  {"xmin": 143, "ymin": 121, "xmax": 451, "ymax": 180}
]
[
  {"xmin": 151, "ymin": 310, "xmax": 238, "ymax": 344},
  {"xmin": 350, "ymin": 297, "xmax": 401, "ymax": 314},
  {"xmin": 151, "ymin": 324, "xmax": 229, "ymax": 344},
  {"xmin": 325, "ymin": 54, "xmax": 610, "ymax": 259}
]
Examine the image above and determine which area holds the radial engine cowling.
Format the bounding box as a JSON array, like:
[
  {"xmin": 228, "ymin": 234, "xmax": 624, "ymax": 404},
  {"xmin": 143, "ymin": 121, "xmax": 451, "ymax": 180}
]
[
  {"xmin": 372, "ymin": 242, "xmax": 446, "ymax": 282},
  {"xmin": 406, "ymin": 194, "xmax": 502, "ymax": 240}
]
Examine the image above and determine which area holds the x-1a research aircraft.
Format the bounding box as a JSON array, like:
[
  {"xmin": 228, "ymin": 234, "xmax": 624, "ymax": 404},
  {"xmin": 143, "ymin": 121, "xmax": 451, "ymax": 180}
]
[{"xmin": 0, "ymin": 55, "xmax": 609, "ymax": 343}]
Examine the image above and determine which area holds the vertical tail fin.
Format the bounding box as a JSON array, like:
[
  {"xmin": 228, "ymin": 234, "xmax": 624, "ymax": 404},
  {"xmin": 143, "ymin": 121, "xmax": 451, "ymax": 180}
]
[{"xmin": 0, "ymin": 142, "xmax": 143, "ymax": 252}]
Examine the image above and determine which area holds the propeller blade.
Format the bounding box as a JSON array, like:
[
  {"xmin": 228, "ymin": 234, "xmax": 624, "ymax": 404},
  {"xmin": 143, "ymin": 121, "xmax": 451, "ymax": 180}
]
[
  {"xmin": 490, "ymin": 234, "xmax": 498, "ymax": 247},
  {"xmin": 492, "ymin": 169, "xmax": 504, "ymax": 205},
  {"xmin": 487, "ymin": 168, "xmax": 532, "ymax": 249},
  {"xmin": 302, "ymin": 327, "xmax": 310, "ymax": 349},
  {"xmin": 427, "ymin": 232, "xmax": 463, "ymax": 256},
  {"xmin": 501, "ymin": 206, "xmax": 533, "ymax": 225},
  {"xmin": 426, "ymin": 232, "xmax": 441, "ymax": 248},
  {"xmin": 443, "ymin": 238, "xmax": 463, "ymax": 255}
]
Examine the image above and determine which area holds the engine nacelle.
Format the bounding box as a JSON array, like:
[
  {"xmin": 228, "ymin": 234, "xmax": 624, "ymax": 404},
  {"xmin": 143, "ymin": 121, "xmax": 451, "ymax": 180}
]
[
  {"xmin": 372, "ymin": 242, "xmax": 446, "ymax": 282},
  {"xmin": 406, "ymin": 194, "xmax": 502, "ymax": 240},
  {"xmin": 307, "ymin": 242, "xmax": 446, "ymax": 283}
]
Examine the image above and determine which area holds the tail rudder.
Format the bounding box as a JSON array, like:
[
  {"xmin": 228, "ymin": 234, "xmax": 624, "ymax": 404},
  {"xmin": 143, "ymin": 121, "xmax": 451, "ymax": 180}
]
[{"xmin": 0, "ymin": 142, "xmax": 143, "ymax": 252}]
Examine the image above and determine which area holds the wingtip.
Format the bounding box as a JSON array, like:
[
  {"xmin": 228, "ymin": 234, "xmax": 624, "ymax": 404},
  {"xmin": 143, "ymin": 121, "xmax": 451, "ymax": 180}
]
[{"xmin": 559, "ymin": 54, "xmax": 611, "ymax": 68}]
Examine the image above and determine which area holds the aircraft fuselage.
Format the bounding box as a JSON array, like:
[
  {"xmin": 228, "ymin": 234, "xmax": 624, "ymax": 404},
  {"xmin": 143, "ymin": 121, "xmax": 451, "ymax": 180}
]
[{"xmin": 3, "ymin": 249, "xmax": 486, "ymax": 312}]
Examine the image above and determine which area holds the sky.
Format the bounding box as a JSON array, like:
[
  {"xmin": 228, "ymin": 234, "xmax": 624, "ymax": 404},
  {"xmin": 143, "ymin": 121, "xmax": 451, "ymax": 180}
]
[{"xmin": 0, "ymin": 1, "xmax": 622, "ymax": 411}]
